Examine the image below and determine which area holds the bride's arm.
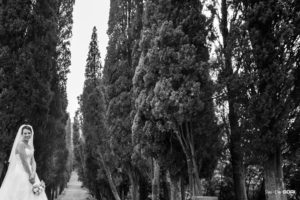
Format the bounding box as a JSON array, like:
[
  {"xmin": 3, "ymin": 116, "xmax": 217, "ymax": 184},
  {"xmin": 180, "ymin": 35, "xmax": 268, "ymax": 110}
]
[
  {"xmin": 31, "ymin": 155, "xmax": 37, "ymax": 176},
  {"xmin": 16, "ymin": 143, "xmax": 32, "ymax": 177}
]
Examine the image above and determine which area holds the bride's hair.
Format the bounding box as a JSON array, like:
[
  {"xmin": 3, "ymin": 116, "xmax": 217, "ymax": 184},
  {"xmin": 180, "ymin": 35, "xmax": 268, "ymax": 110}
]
[{"xmin": 21, "ymin": 125, "xmax": 32, "ymax": 135}]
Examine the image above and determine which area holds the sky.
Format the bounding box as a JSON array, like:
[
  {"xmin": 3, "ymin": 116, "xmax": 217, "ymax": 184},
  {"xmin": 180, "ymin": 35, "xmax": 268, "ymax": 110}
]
[{"xmin": 66, "ymin": 0, "xmax": 110, "ymax": 120}]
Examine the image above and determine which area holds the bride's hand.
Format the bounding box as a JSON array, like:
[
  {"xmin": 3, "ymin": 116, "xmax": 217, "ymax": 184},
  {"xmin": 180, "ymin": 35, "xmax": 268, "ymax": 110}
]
[{"xmin": 29, "ymin": 173, "xmax": 35, "ymax": 184}]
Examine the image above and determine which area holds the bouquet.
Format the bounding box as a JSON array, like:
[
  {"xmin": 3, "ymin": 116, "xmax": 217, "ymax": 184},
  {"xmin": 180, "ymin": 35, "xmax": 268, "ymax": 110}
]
[{"xmin": 32, "ymin": 180, "xmax": 46, "ymax": 195}]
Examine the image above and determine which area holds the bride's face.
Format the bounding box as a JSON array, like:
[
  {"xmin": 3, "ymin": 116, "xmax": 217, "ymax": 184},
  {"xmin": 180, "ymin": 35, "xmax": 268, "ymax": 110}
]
[{"xmin": 22, "ymin": 129, "xmax": 32, "ymax": 142}]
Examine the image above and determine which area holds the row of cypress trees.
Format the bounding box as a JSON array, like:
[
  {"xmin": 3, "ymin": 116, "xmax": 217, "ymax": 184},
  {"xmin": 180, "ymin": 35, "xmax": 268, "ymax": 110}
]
[
  {"xmin": 75, "ymin": 1, "xmax": 299, "ymax": 200},
  {"xmin": 0, "ymin": 0, "xmax": 75, "ymax": 199}
]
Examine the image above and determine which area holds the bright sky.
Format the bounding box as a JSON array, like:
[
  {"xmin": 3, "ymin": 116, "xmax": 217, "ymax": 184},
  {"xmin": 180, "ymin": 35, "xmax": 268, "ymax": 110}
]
[{"xmin": 66, "ymin": 0, "xmax": 110, "ymax": 120}]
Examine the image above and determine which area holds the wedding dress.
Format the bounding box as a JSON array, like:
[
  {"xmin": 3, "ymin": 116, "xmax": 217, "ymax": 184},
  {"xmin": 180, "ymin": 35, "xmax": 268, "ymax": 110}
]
[{"xmin": 0, "ymin": 125, "xmax": 48, "ymax": 200}]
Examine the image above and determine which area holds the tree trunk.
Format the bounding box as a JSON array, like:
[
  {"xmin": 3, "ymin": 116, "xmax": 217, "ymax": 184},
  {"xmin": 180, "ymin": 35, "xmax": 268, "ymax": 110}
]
[
  {"xmin": 152, "ymin": 159, "xmax": 160, "ymax": 200},
  {"xmin": 180, "ymin": 177, "xmax": 185, "ymax": 200},
  {"xmin": 79, "ymin": 144, "xmax": 86, "ymax": 179},
  {"xmin": 168, "ymin": 172, "xmax": 181, "ymax": 200},
  {"xmin": 54, "ymin": 187, "xmax": 58, "ymax": 199},
  {"xmin": 129, "ymin": 169, "xmax": 139, "ymax": 200},
  {"xmin": 187, "ymin": 156, "xmax": 194, "ymax": 195},
  {"xmin": 257, "ymin": 179, "xmax": 266, "ymax": 200},
  {"xmin": 191, "ymin": 155, "xmax": 202, "ymax": 196},
  {"xmin": 264, "ymin": 146, "xmax": 287, "ymax": 200},
  {"xmin": 188, "ymin": 124, "xmax": 203, "ymax": 197},
  {"xmin": 186, "ymin": 157, "xmax": 203, "ymax": 197},
  {"xmin": 176, "ymin": 123, "xmax": 202, "ymax": 198},
  {"xmin": 46, "ymin": 185, "xmax": 51, "ymax": 199},
  {"xmin": 139, "ymin": 174, "xmax": 149, "ymax": 200},
  {"xmin": 162, "ymin": 170, "xmax": 170, "ymax": 200},
  {"xmin": 132, "ymin": 178, "xmax": 139, "ymax": 200},
  {"xmin": 99, "ymin": 153, "xmax": 122, "ymax": 200},
  {"xmin": 229, "ymin": 105, "xmax": 248, "ymax": 200},
  {"xmin": 51, "ymin": 187, "xmax": 54, "ymax": 200},
  {"xmin": 0, "ymin": 155, "xmax": 9, "ymax": 186},
  {"xmin": 59, "ymin": 183, "xmax": 64, "ymax": 194}
]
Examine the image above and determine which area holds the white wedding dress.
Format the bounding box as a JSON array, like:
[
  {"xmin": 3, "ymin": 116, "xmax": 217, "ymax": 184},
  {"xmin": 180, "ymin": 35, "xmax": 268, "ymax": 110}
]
[{"xmin": 0, "ymin": 125, "xmax": 48, "ymax": 200}]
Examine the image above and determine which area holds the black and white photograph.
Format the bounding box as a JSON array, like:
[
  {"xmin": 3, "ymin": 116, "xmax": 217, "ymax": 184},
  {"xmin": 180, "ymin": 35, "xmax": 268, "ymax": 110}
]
[{"xmin": 0, "ymin": 0, "xmax": 299, "ymax": 200}]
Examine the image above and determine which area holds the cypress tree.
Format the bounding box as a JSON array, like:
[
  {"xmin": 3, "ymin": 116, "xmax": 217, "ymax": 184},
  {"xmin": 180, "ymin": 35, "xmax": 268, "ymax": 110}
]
[
  {"xmin": 234, "ymin": 1, "xmax": 300, "ymax": 199},
  {"xmin": 0, "ymin": 1, "xmax": 75, "ymax": 199},
  {"xmin": 79, "ymin": 27, "xmax": 108, "ymax": 200},
  {"xmin": 133, "ymin": 0, "xmax": 221, "ymax": 198},
  {"xmin": 103, "ymin": 0, "xmax": 144, "ymax": 199},
  {"xmin": 215, "ymin": 1, "xmax": 249, "ymax": 199},
  {"xmin": 85, "ymin": 26, "xmax": 101, "ymax": 82}
]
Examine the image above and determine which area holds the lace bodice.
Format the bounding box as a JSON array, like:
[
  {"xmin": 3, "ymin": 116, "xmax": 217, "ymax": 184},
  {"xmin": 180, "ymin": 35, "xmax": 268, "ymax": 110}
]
[
  {"xmin": 15, "ymin": 147, "xmax": 34, "ymax": 169},
  {"xmin": 24, "ymin": 148, "xmax": 34, "ymax": 156}
]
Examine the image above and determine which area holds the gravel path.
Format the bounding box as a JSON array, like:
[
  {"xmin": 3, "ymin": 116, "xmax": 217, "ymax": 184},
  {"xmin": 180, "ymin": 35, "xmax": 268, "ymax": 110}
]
[{"xmin": 56, "ymin": 171, "xmax": 90, "ymax": 200}]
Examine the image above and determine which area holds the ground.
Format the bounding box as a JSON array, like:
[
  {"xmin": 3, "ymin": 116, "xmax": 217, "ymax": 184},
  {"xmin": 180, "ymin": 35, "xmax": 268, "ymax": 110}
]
[{"xmin": 56, "ymin": 171, "xmax": 90, "ymax": 200}]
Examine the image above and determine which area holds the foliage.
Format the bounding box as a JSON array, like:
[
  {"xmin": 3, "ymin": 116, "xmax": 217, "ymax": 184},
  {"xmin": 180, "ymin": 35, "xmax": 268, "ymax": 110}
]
[
  {"xmin": 102, "ymin": 1, "xmax": 150, "ymax": 200},
  {"xmin": 0, "ymin": 0, "xmax": 75, "ymax": 198},
  {"xmin": 212, "ymin": 0, "xmax": 300, "ymax": 199},
  {"xmin": 76, "ymin": 26, "xmax": 117, "ymax": 200},
  {"xmin": 132, "ymin": 0, "xmax": 222, "ymax": 197}
]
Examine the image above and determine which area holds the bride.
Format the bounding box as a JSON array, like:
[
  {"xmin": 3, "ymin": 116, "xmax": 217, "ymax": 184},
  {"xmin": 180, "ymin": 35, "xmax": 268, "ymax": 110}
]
[{"xmin": 0, "ymin": 124, "xmax": 48, "ymax": 199}]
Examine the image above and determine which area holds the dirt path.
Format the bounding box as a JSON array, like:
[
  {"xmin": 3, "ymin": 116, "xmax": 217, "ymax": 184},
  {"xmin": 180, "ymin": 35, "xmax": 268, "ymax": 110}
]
[{"xmin": 56, "ymin": 171, "xmax": 90, "ymax": 200}]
